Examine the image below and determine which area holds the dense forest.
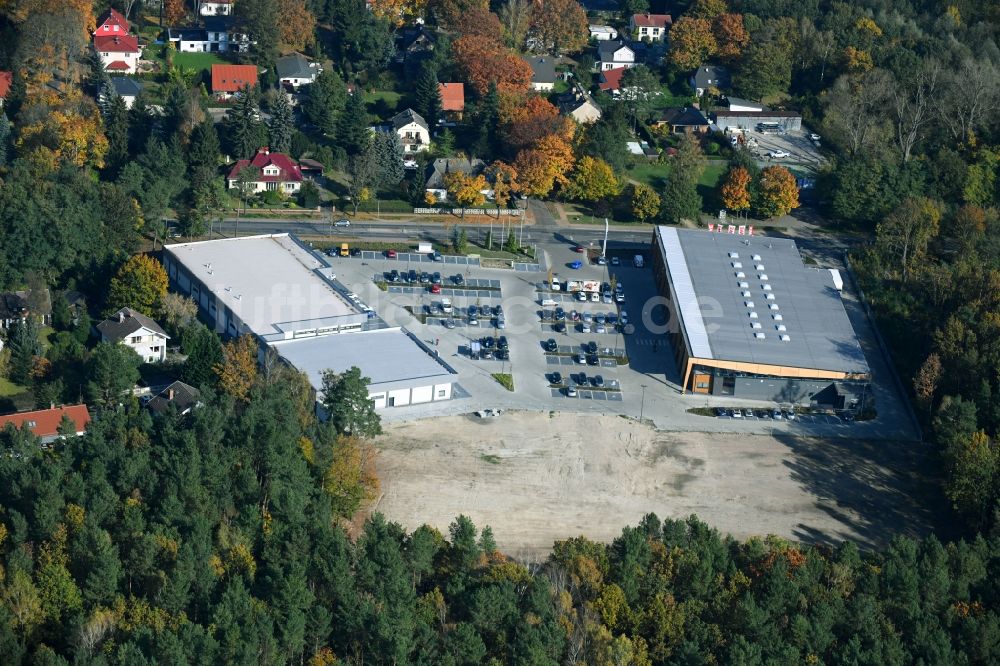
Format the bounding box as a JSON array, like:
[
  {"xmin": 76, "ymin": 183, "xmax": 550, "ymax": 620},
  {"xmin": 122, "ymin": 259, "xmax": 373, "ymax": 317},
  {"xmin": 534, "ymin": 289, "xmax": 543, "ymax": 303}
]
[{"xmin": 0, "ymin": 377, "xmax": 998, "ymax": 664}]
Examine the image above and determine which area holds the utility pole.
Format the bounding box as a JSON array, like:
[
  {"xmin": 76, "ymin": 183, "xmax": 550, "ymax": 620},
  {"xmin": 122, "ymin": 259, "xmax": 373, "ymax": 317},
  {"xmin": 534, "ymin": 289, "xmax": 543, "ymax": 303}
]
[
  {"xmin": 603, "ymin": 217, "xmax": 609, "ymax": 259},
  {"xmin": 640, "ymin": 384, "xmax": 647, "ymax": 422}
]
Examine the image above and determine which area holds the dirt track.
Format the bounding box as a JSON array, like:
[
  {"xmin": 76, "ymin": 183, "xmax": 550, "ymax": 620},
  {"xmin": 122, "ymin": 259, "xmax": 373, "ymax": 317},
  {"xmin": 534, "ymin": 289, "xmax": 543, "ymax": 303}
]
[{"xmin": 373, "ymin": 412, "xmax": 938, "ymax": 558}]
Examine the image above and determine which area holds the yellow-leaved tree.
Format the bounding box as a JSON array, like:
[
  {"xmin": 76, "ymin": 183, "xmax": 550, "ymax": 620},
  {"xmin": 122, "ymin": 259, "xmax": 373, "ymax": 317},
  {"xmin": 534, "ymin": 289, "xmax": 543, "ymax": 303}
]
[
  {"xmin": 106, "ymin": 254, "xmax": 169, "ymax": 318},
  {"xmin": 214, "ymin": 335, "xmax": 259, "ymax": 403}
]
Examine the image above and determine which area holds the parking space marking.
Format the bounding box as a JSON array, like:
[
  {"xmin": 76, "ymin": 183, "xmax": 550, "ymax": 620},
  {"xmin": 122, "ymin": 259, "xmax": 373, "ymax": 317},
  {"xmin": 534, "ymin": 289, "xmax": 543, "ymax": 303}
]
[
  {"xmin": 607, "ymin": 393, "xmax": 623, "ymax": 401},
  {"xmin": 545, "ymin": 357, "xmax": 560, "ymax": 365},
  {"xmin": 550, "ymin": 388, "xmax": 563, "ymax": 398}
]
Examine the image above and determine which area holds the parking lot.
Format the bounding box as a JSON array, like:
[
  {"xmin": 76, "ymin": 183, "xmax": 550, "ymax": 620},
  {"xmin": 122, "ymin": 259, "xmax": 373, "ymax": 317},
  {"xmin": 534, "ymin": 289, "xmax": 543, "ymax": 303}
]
[
  {"xmin": 749, "ymin": 128, "xmax": 824, "ymax": 171},
  {"xmin": 316, "ymin": 241, "xmax": 911, "ymax": 440}
]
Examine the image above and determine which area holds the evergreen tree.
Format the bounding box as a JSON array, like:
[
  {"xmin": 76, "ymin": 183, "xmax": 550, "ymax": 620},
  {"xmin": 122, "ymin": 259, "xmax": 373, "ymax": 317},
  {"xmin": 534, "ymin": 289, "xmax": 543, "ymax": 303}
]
[
  {"xmin": 234, "ymin": 0, "xmax": 280, "ymax": 69},
  {"xmin": 372, "ymin": 130, "xmax": 405, "ymax": 191},
  {"xmin": 268, "ymin": 92, "xmax": 294, "ymax": 155},
  {"xmin": 303, "ymin": 69, "xmax": 348, "ymax": 136},
  {"xmin": 337, "ymin": 92, "xmax": 371, "ymax": 156},
  {"xmin": 320, "ymin": 367, "xmax": 382, "ymax": 437},
  {"xmin": 181, "ymin": 324, "xmax": 224, "ymax": 389},
  {"xmin": 471, "ymin": 82, "xmax": 500, "ymax": 160},
  {"xmin": 85, "ymin": 342, "xmax": 141, "ymax": 406},
  {"xmin": 104, "ymin": 95, "xmax": 130, "ymax": 178},
  {"xmin": 98, "ymin": 80, "xmax": 118, "ymax": 117},
  {"xmin": 413, "ymin": 63, "xmax": 441, "ymax": 129},
  {"xmin": 223, "ymin": 86, "xmax": 267, "ymax": 159},
  {"xmin": 661, "ymin": 135, "xmax": 705, "ymax": 224},
  {"xmin": 5, "ymin": 317, "xmax": 42, "ymax": 385},
  {"xmin": 0, "ymin": 112, "xmax": 11, "ymax": 168}
]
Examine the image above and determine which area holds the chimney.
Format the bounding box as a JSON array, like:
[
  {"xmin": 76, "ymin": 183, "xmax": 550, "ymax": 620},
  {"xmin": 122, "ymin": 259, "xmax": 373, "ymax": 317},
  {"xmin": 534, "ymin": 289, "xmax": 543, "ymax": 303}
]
[
  {"xmin": 118, "ymin": 310, "xmax": 125, "ymax": 323},
  {"xmin": 168, "ymin": 388, "xmax": 175, "ymax": 400}
]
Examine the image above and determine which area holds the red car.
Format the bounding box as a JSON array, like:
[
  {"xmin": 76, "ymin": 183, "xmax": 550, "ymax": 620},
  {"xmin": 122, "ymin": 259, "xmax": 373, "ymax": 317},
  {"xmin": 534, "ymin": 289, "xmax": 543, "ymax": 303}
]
[
  {"xmin": 386, "ymin": 249, "xmax": 398, "ymax": 258},
  {"xmin": 430, "ymin": 283, "xmax": 442, "ymax": 294},
  {"xmin": 573, "ymin": 245, "xmax": 586, "ymax": 253}
]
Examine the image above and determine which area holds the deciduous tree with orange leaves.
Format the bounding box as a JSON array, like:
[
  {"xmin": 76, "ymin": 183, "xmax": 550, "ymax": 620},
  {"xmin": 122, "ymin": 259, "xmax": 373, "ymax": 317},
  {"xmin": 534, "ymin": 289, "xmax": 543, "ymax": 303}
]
[
  {"xmin": 514, "ymin": 132, "xmax": 574, "ymax": 197},
  {"xmin": 163, "ymin": 0, "xmax": 186, "ymax": 26},
  {"xmin": 501, "ymin": 95, "xmax": 561, "ymax": 148},
  {"xmin": 453, "ymin": 34, "xmax": 533, "ymax": 95},
  {"xmin": 214, "ymin": 335, "xmax": 259, "ymax": 403},
  {"xmin": 369, "ymin": 0, "xmax": 428, "ymax": 27},
  {"xmin": 430, "ymin": 0, "xmax": 488, "ymax": 29},
  {"xmin": 453, "ymin": 6, "xmax": 502, "ymax": 39},
  {"xmin": 669, "ymin": 17, "xmax": 717, "ymax": 70},
  {"xmin": 755, "ymin": 165, "xmax": 799, "ymax": 219},
  {"xmin": 530, "ymin": 0, "xmax": 588, "ymax": 54},
  {"xmin": 720, "ymin": 166, "xmax": 752, "ymax": 215},
  {"xmin": 486, "ymin": 161, "xmax": 519, "ymax": 207},
  {"xmin": 713, "ymin": 14, "xmax": 750, "ymax": 61},
  {"xmin": 279, "ymin": 0, "xmax": 317, "ymax": 52}
]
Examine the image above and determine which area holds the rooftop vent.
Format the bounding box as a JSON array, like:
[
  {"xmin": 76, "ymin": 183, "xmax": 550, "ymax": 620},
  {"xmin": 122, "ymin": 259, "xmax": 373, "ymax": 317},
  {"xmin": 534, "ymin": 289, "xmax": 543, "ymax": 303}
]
[
  {"xmin": 769, "ymin": 304, "xmax": 779, "ymax": 310},
  {"xmin": 742, "ymin": 290, "xmax": 751, "ymax": 298},
  {"xmin": 776, "ymin": 324, "xmax": 786, "ymax": 331},
  {"xmin": 772, "ymin": 314, "xmax": 782, "ymax": 321},
  {"xmin": 755, "ymin": 264, "xmax": 765, "ymax": 271},
  {"xmin": 780, "ymin": 334, "xmax": 791, "ymax": 342},
  {"xmin": 736, "ymin": 271, "xmax": 746, "ymax": 278},
  {"xmin": 755, "ymin": 332, "xmax": 766, "ymax": 339},
  {"xmin": 732, "ymin": 261, "xmax": 743, "ymax": 268},
  {"xmin": 749, "ymin": 311, "xmax": 758, "ymax": 319},
  {"xmin": 744, "ymin": 301, "xmax": 755, "ymax": 308},
  {"xmin": 738, "ymin": 281, "xmax": 749, "ymax": 288},
  {"xmin": 762, "ymin": 284, "xmax": 772, "ymax": 291},
  {"xmin": 751, "ymin": 322, "xmax": 762, "ymax": 329},
  {"xmin": 758, "ymin": 274, "xmax": 769, "ymax": 281},
  {"xmin": 729, "ymin": 252, "xmax": 739, "ymax": 258},
  {"xmin": 752, "ymin": 254, "xmax": 761, "ymax": 261},
  {"xmin": 765, "ymin": 293, "xmax": 776, "ymax": 300}
]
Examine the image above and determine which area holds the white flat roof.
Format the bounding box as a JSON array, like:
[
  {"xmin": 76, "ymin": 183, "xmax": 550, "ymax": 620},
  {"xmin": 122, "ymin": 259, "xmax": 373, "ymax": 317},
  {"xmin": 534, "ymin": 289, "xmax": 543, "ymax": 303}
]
[
  {"xmin": 165, "ymin": 234, "xmax": 364, "ymax": 337},
  {"xmin": 274, "ymin": 328, "xmax": 455, "ymax": 392}
]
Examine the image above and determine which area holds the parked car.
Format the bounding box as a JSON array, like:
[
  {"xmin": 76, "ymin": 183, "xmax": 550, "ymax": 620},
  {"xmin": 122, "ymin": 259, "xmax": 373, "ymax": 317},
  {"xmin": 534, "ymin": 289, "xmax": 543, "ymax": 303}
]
[
  {"xmin": 334, "ymin": 219, "xmax": 350, "ymax": 227},
  {"xmin": 495, "ymin": 316, "xmax": 505, "ymax": 329},
  {"xmin": 543, "ymin": 339, "xmax": 558, "ymax": 352},
  {"xmin": 453, "ymin": 274, "xmax": 464, "ymax": 285},
  {"xmin": 553, "ymin": 321, "xmax": 566, "ymax": 332},
  {"xmin": 576, "ymin": 290, "xmax": 588, "ymax": 302},
  {"xmin": 430, "ymin": 283, "xmax": 441, "ymax": 294},
  {"xmin": 585, "ymin": 341, "xmax": 598, "ymax": 354},
  {"xmin": 566, "ymin": 385, "xmax": 578, "ymax": 397},
  {"xmin": 419, "ymin": 272, "xmax": 431, "ymax": 284},
  {"xmin": 570, "ymin": 310, "xmax": 581, "ymax": 321},
  {"xmin": 772, "ymin": 409, "xmax": 783, "ymax": 420},
  {"xmin": 570, "ymin": 260, "xmax": 583, "ymax": 269},
  {"xmin": 496, "ymin": 348, "xmax": 509, "ymax": 360},
  {"xmin": 767, "ymin": 150, "xmax": 790, "ymax": 158},
  {"xmin": 555, "ymin": 307, "xmax": 566, "ymax": 321},
  {"xmin": 595, "ymin": 255, "xmax": 607, "ymax": 265},
  {"xmin": 573, "ymin": 245, "xmax": 586, "ymax": 253},
  {"xmin": 443, "ymin": 319, "xmax": 456, "ymax": 329},
  {"xmin": 590, "ymin": 292, "xmax": 600, "ymax": 302},
  {"xmin": 732, "ymin": 409, "xmax": 743, "ymax": 418},
  {"xmin": 582, "ymin": 312, "xmax": 593, "ymax": 323},
  {"xmin": 432, "ymin": 251, "xmax": 443, "ymax": 261},
  {"xmin": 385, "ymin": 249, "xmax": 397, "ymax": 258},
  {"xmin": 575, "ymin": 353, "xmax": 586, "ymax": 364},
  {"xmin": 497, "ymin": 336, "xmax": 509, "ymax": 350},
  {"xmin": 593, "ymin": 375, "xmax": 605, "ymax": 388},
  {"xmin": 595, "ymin": 323, "xmax": 606, "ymax": 334},
  {"xmin": 350, "ymin": 248, "xmax": 362, "ymax": 257},
  {"xmin": 550, "ymin": 371, "xmax": 562, "ymax": 384},
  {"xmin": 586, "ymin": 354, "xmax": 600, "ymax": 366},
  {"xmin": 432, "ymin": 272, "xmax": 442, "ymax": 284},
  {"xmin": 809, "ymin": 132, "xmax": 821, "ymax": 142}
]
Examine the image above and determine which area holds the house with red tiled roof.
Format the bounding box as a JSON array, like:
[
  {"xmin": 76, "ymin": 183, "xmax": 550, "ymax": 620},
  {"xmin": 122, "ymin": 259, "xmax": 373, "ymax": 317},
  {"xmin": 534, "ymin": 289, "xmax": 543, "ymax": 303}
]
[
  {"xmin": 0, "ymin": 404, "xmax": 91, "ymax": 444},
  {"xmin": 0, "ymin": 71, "xmax": 11, "ymax": 107},
  {"xmin": 211, "ymin": 64, "xmax": 258, "ymax": 99},
  {"xmin": 630, "ymin": 13, "xmax": 671, "ymax": 41},
  {"xmin": 598, "ymin": 67, "xmax": 626, "ymax": 95},
  {"xmin": 438, "ymin": 82, "xmax": 464, "ymax": 122},
  {"xmin": 93, "ymin": 9, "xmax": 141, "ymax": 74},
  {"xmin": 227, "ymin": 148, "xmax": 303, "ymax": 194}
]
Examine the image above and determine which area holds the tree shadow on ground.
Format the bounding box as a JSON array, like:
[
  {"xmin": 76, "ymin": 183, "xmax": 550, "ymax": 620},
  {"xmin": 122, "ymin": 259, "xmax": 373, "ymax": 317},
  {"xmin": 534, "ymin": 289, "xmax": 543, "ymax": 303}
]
[{"xmin": 774, "ymin": 432, "xmax": 951, "ymax": 550}]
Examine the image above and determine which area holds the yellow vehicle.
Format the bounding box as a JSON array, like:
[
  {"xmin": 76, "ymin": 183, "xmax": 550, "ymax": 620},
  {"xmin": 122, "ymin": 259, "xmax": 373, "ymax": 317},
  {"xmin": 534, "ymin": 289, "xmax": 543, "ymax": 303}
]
[{"xmin": 340, "ymin": 243, "xmax": 349, "ymax": 257}]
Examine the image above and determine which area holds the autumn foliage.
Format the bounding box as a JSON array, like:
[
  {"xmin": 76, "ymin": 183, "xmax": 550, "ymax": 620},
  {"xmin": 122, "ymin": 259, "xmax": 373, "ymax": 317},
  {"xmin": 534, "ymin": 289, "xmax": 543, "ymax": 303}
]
[
  {"xmin": 369, "ymin": 0, "xmax": 428, "ymax": 27},
  {"xmin": 279, "ymin": 0, "xmax": 317, "ymax": 52},
  {"xmin": 501, "ymin": 95, "xmax": 562, "ymax": 147},
  {"xmin": 453, "ymin": 34, "xmax": 533, "ymax": 96},
  {"xmin": 720, "ymin": 166, "xmax": 752, "ymax": 214},
  {"xmin": 756, "ymin": 166, "xmax": 800, "ymax": 218},
  {"xmin": 215, "ymin": 335, "xmax": 259, "ymax": 403}
]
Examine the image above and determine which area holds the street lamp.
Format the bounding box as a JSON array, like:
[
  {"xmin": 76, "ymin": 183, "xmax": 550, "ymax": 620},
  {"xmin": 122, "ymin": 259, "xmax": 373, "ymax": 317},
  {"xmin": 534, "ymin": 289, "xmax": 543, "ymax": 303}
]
[{"xmin": 640, "ymin": 384, "xmax": 647, "ymax": 422}]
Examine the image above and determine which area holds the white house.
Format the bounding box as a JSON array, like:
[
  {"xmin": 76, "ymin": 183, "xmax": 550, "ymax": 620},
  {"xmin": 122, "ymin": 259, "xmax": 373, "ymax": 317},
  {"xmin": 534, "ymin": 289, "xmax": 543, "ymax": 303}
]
[
  {"xmin": 389, "ymin": 109, "xmax": 430, "ymax": 154},
  {"xmin": 589, "ymin": 25, "xmax": 618, "ymax": 41},
  {"xmin": 168, "ymin": 17, "xmax": 248, "ymax": 53},
  {"xmin": 97, "ymin": 308, "xmax": 169, "ymax": 363},
  {"xmin": 199, "ymin": 0, "xmax": 232, "ymax": 15},
  {"xmin": 597, "ymin": 40, "xmax": 635, "ymax": 71},
  {"xmin": 525, "ymin": 55, "xmax": 557, "ymax": 92},
  {"xmin": 276, "ymin": 54, "xmax": 322, "ymax": 89},
  {"xmin": 226, "ymin": 148, "xmax": 303, "ymax": 194},
  {"xmin": 93, "ymin": 9, "xmax": 141, "ymax": 74},
  {"xmin": 630, "ymin": 13, "xmax": 671, "ymax": 41}
]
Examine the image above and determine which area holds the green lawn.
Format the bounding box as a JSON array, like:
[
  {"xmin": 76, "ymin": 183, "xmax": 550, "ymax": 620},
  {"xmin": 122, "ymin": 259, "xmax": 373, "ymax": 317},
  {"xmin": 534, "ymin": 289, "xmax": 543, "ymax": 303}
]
[
  {"xmin": 365, "ymin": 90, "xmax": 403, "ymax": 116},
  {"xmin": 0, "ymin": 376, "xmax": 26, "ymax": 398},
  {"xmin": 144, "ymin": 43, "xmax": 228, "ymax": 76}
]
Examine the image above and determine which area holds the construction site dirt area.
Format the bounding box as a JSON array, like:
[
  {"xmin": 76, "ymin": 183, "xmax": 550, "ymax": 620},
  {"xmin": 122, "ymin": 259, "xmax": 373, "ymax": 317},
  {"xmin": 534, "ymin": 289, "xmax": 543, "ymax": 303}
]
[{"xmin": 374, "ymin": 412, "xmax": 939, "ymax": 558}]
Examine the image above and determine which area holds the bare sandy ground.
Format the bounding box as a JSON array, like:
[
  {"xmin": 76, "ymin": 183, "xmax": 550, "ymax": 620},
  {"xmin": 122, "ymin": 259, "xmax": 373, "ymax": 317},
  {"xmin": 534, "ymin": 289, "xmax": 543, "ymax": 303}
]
[{"xmin": 373, "ymin": 412, "xmax": 939, "ymax": 557}]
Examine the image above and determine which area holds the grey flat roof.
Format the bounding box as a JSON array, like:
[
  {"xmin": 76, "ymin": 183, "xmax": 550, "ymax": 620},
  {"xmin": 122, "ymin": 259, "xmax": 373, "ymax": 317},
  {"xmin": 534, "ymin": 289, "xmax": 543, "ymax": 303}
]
[
  {"xmin": 274, "ymin": 328, "xmax": 454, "ymax": 392},
  {"xmin": 164, "ymin": 234, "xmax": 363, "ymax": 337},
  {"xmin": 656, "ymin": 227, "xmax": 869, "ymax": 375}
]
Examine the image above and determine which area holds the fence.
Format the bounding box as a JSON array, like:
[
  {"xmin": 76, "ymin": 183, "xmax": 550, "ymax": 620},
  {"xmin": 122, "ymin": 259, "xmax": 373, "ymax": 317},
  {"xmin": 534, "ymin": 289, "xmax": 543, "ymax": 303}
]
[{"xmin": 415, "ymin": 207, "xmax": 523, "ymax": 216}]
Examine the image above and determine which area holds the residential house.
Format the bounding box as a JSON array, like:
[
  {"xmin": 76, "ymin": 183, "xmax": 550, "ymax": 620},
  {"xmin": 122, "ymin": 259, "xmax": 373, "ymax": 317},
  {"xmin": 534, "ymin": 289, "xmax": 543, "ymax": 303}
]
[
  {"xmin": 108, "ymin": 77, "xmax": 143, "ymax": 109},
  {"xmin": 389, "ymin": 109, "xmax": 430, "ymax": 154},
  {"xmin": 598, "ymin": 67, "xmax": 626, "ymax": 95},
  {"xmin": 0, "ymin": 289, "xmax": 51, "ymax": 330},
  {"xmin": 630, "ymin": 13, "xmax": 671, "ymax": 41},
  {"xmin": 93, "ymin": 8, "xmax": 141, "ymax": 74},
  {"xmin": 227, "ymin": 147, "xmax": 304, "ymax": 194},
  {"xmin": 200, "ymin": 0, "xmax": 233, "ymax": 15},
  {"xmin": 97, "ymin": 307, "xmax": 170, "ymax": 363},
  {"xmin": 147, "ymin": 381, "xmax": 201, "ymax": 416},
  {"xmin": 169, "ymin": 17, "xmax": 248, "ymax": 53},
  {"xmin": 597, "ymin": 40, "xmax": 635, "ymax": 71},
  {"xmin": 556, "ymin": 88, "xmax": 602, "ymax": 124},
  {"xmin": 276, "ymin": 54, "xmax": 322, "ymax": 89},
  {"xmin": 438, "ymin": 82, "xmax": 465, "ymax": 122},
  {"xmin": 211, "ymin": 64, "xmax": 258, "ymax": 99},
  {"xmin": 525, "ymin": 55, "xmax": 557, "ymax": 92},
  {"xmin": 654, "ymin": 107, "xmax": 710, "ymax": 134},
  {"xmin": 298, "ymin": 158, "xmax": 325, "ymax": 179},
  {"xmin": 0, "ymin": 404, "xmax": 91, "ymax": 444},
  {"xmin": 589, "ymin": 25, "xmax": 618, "ymax": 41},
  {"xmin": 690, "ymin": 65, "xmax": 730, "ymax": 97},
  {"xmin": 425, "ymin": 158, "xmax": 487, "ymax": 202},
  {"xmin": 395, "ymin": 26, "xmax": 436, "ymax": 66},
  {"xmin": 0, "ymin": 71, "xmax": 11, "ymax": 107}
]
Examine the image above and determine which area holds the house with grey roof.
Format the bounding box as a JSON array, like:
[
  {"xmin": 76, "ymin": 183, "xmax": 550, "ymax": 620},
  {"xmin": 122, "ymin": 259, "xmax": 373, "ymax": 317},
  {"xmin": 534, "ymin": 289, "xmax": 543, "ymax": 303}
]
[
  {"xmin": 690, "ymin": 65, "xmax": 730, "ymax": 97},
  {"xmin": 109, "ymin": 77, "xmax": 143, "ymax": 108},
  {"xmin": 97, "ymin": 307, "xmax": 169, "ymax": 363},
  {"xmin": 424, "ymin": 158, "xmax": 487, "ymax": 202},
  {"xmin": 276, "ymin": 53, "xmax": 321, "ymax": 89},
  {"xmin": 524, "ymin": 55, "xmax": 557, "ymax": 92},
  {"xmin": 389, "ymin": 108, "xmax": 430, "ymax": 154},
  {"xmin": 147, "ymin": 381, "xmax": 201, "ymax": 416}
]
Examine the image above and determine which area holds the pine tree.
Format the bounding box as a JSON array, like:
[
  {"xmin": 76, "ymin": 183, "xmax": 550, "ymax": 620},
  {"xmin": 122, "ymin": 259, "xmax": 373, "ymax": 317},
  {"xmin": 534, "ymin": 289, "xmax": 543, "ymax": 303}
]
[
  {"xmin": 268, "ymin": 92, "xmax": 294, "ymax": 154},
  {"xmin": 413, "ymin": 63, "xmax": 441, "ymax": 128},
  {"xmin": 303, "ymin": 69, "xmax": 347, "ymax": 136},
  {"xmin": 98, "ymin": 80, "xmax": 118, "ymax": 117},
  {"xmin": 0, "ymin": 112, "xmax": 11, "ymax": 167},
  {"xmin": 372, "ymin": 130, "xmax": 405, "ymax": 190},
  {"xmin": 321, "ymin": 367, "xmax": 382, "ymax": 438},
  {"xmin": 188, "ymin": 119, "xmax": 221, "ymax": 177},
  {"xmin": 104, "ymin": 96, "xmax": 130, "ymax": 178},
  {"xmin": 338, "ymin": 92, "xmax": 371, "ymax": 156},
  {"xmin": 224, "ymin": 86, "xmax": 267, "ymax": 159},
  {"xmin": 472, "ymin": 82, "xmax": 500, "ymax": 160}
]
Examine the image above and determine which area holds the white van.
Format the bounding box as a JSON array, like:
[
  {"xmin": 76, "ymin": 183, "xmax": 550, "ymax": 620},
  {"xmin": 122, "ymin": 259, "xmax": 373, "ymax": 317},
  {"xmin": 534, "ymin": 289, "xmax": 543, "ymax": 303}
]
[
  {"xmin": 441, "ymin": 298, "xmax": 453, "ymax": 313},
  {"xmin": 550, "ymin": 277, "xmax": 561, "ymax": 291},
  {"xmin": 633, "ymin": 255, "xmax": 644, "ymax": 268},
  {"xmin": 540, "ymin": 298, "xmax": 558, "ymax": 307}
]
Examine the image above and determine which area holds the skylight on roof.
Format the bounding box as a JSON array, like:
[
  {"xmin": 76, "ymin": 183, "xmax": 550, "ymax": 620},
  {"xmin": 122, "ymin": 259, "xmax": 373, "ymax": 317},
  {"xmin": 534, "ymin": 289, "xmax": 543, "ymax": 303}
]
[
  {"xmin": 736, "ymin": 271, "xmax": 745, "ymax": 278},
  {"xmin": 738, "ymin": 281, "xmax": 749, "ymax": 288}
]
